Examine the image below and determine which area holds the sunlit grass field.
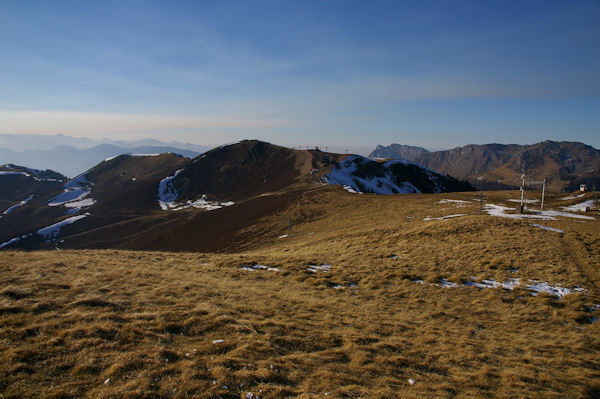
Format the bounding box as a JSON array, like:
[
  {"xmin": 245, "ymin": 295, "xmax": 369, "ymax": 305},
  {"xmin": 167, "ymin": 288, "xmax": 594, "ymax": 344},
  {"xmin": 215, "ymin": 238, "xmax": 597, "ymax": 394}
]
[{"xmin": 1, "ymin": 189, "xmax": 599, "ymax": 398}]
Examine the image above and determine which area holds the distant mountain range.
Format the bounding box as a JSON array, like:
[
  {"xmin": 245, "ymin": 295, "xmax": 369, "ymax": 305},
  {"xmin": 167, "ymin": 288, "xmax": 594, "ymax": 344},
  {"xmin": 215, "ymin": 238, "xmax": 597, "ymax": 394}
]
[
  {"xmin": 0, "ymin": 140, "xmax": 472, "ymax": 251},
  {"xmin": 371, "ymin": 141, "xmax": 600, "ymax": 192},
  {"xmin": 0, "ymin": 133, "xmax": 209, "ymax": 177},
  {"xmin": 0, "ymin": 143, "xmax": 203, "ymax": 178},
  {"xmin": 0, "ymin": 133, "xmax": 209, "ymax": 153}
]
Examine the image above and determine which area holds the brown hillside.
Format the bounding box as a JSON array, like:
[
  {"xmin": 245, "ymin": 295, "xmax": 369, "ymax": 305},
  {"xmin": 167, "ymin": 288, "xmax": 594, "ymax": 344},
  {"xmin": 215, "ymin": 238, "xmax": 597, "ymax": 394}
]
[
  {"xmin": 85, "ymin": 153, "xmax": 190, "ymax": 214},
  {"xmin": 174, "ymin": 140, "xmax": 313, "ymax": 202},
  {"xmin": 0, "ymin": 165, "xmax": 66, "ymax": 212},
  {"xmin": 0, "ymin": 189, "xmax": 598, "ymax": 397},
  {"xmin": 0, "ymin": 155, "xmax": 189, "ymax": 249}
]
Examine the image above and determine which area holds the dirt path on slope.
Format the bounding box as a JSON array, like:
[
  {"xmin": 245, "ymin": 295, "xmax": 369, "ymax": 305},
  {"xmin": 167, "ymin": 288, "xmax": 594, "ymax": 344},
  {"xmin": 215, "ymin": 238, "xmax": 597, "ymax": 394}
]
[{"xmin": 561, "ymin": 231, "xmax": 600, "ymax": 294}]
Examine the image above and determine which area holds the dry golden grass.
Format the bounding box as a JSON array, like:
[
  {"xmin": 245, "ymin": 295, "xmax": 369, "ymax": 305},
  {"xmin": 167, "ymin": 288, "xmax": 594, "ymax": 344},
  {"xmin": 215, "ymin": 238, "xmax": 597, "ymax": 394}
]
[{"xmin": 1, "ymin": 188, "xmax": 599, "ymax": 398}]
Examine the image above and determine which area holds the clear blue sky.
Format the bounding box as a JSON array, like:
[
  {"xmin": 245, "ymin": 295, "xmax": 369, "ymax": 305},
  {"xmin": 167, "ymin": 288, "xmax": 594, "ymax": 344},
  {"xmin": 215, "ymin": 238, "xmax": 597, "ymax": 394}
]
[{"xmin": 1, "ymin": 0, "xmax": 599, "ymax": 153}]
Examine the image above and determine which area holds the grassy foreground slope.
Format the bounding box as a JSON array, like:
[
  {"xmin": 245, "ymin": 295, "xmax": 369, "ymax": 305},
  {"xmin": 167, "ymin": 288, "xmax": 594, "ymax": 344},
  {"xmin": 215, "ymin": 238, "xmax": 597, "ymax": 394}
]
[{"xmin": 1, "ymin": 189, "xmax": 599, "ymax": 398}]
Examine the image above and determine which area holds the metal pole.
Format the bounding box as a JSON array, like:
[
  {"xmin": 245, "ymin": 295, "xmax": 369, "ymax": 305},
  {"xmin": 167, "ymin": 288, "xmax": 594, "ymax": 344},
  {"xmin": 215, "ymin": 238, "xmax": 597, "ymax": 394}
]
[
  {"xmin": 480, "ymin": 191, "xmax": 483, "ymax": 214},
  {"xmin": 541, "ymin": 179, "xmax": 545, "ymax": 210},
  {"xmin": 520, "ymin": 174, "xmax": 525, "ymax": 213}
]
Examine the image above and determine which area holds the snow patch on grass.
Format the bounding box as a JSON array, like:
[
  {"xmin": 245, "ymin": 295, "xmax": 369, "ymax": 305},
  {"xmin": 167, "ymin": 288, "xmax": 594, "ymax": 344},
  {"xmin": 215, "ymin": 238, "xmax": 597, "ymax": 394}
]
[
  {"xmin": 158, "ymin": 170, "xmax": 234, "ymax": 211},
  {"xmin": 37, "ymin": 214, "xmax": 89, "ymax": 241},
  {"xmin": 559, "ymin": 193, "xmax": 585, "ymax": 200},
  {"xmin": 158, "ymin": 169, "xmax": 183, "ymax": 209},
  {"xmin": 507, "ymin": 198, "xmax": 539, "ymax": 203},
  {"xmin": 0, "ymin": 233, "xmax": 33, "ymax": 249},
  {"xmin": 49, "ymin": 174, "xmax": 95, "ymax": 213},
  {"xmin": 423, "ymin": 214, "xmax": 467, "ymax": 221},
  {"xmin": 241, "ymin": 264, "xmax": 281, "ymax": 272},
  {"xmin": 307, "ymin": 264, "xmax": 331, "ymax": 273},
  {"xmin": 485, "ymin": 204, "xmax": 595, "ymax": 220},
  {"xmin": 3, "ymin": 194, "xmax": 34, "ymax": 215},
  {"xmin": 561, "ymin": 200, "xmax": 594, "ymax": 212},
  {"xmin": 531, "ymin": 224, "xmax": 564, "ymax": 233},
  {"xmin": 437, "ymin": 199, "xmax": 471, "ymax": 206},
  {"xmin": 0, "ymin": 171, "xmax": 29, "ymax": 176},
  {"xmin": 424, "ymin": 277, "xmax": 583, "ymax": 298}
]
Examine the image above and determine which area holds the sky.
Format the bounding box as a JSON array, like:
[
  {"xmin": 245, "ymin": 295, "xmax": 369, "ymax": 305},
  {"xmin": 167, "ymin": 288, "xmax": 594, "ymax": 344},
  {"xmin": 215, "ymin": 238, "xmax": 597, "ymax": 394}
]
[{"xmin": 1, "ymin": 0, "xmax": 599, "ymax": 153}]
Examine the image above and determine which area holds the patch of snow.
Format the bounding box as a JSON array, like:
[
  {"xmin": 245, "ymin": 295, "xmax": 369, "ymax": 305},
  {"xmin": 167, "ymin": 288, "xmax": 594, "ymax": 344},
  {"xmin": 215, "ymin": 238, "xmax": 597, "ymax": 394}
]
[
  {"xmin": 532, "ymin": 224, "xmax": 564, "ymax": 233},
  {"xmin": 48, "ymin": 189, "xmax": 90, "ymax": 206},
  {"xmin": 325, "ymin": 155, "xmax": 434, "ymax": 194},
  {"xmin": 540, "ymin": 210, "xmax": 594, "ymax": 220},
  {"xmin": 437, "ymin": 199, "xmax": 471, "ymax": 205},
  {"xmin": 484, "ymin": 204, "xmax": 550, "ymax": 220},
  {"xmin": 169, "ymin": 196, "xmax": 235, "ymax": 211},
  {"xmin": 307, "ymin": 263, "xmax": 331, "ymax": 273},
  {"xmin": 422, "ymin": 276, "xmax": 582, "ymax": 298},
  {"xmin": 37, "ymin": 214, "xmax": 88, "ymax": 241},
  {"xmin": 158, "ymin": 173, "xmax": 234, "ymax": 211},
  {"xmin": 440, "ymin": 279, "xmax": 460, "ymax": 288},
  {"xmin": 48, "ymin": 174, "xmax": 95, "ymax": 211},
  {"xmin": 278, "ymin": 234, "xmax": 288, "ymax": 238},
  {"xmin": 63, "ymin": 173, "xmax": 88, "ymax": 190},
  {"xmin": 3, "ymin": 194, "xmax": 34, "ymax": 215},
  {"xmin": 423, "ymin": 214, "xmax": 467, "ymax": 221},
  {"xmin": 157, "ymin": 169, "xmax": 184, "ymax": 210},
  {"xmin": 241, "ymin": 264, "xmax": 281, "ymax": 272},
  {"xmin": 507, "ymin": 199, "xmax": 539, "ymax": 203},
  {"xmin": 0, "ymin": 171, "xmax": 29, "ymax": 176},
  {"xmin": 342, "ymin": 185, "xmax": 360, "ymax": 194},
  {"xmin": 559, "ymin": 193, "xmax": 585, "ymax": 200},
  {"xmin": 561, "ymin": 200, "xmax": 594, "ymax": 212},
  {"xmin": 526, "ymin": 281, "xmax": 580, "ymax": 299},
  {"xmin": 130, "ymin": 153, "xmax": 160, "ymax": 157},
  {"xmin": 485, "ymin": 204, "xmax": 594, "ymax": 220},
  {"xmin": 104, "ymin": 155, "xmax": 118, "ymax": 162},
  {"xmin": 212, "ymin": 339, "xmax": 224, "ymax": 344},
  {"xmin": 332, "ymin": 284, "xmax": 345, "ymax": 289},
  {"xmin": 408, "ymin": 379, "xmax": 415, "ymax": 385},
  {"xmin": 0, "ymin": 233, "xmax": 33, "ymax": 249}
]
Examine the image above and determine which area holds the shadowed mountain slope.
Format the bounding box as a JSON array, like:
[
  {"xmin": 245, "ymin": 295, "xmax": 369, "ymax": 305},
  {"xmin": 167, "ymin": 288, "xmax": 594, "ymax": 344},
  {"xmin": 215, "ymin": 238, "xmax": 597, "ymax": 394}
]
[
  {"xmin": 0, "ymin": 154, "xmax": 189, "ymax": 250},
  {"xmin": 0, "ymin": 164, "xmax": 67, "ymax": 216},
  {"xmin": 1, "ymin": 140, "xmax": 476, "ymax": 251},
  {"xmin": 171, "ymin": 140, "xmax": 312, "ymax": 203}
]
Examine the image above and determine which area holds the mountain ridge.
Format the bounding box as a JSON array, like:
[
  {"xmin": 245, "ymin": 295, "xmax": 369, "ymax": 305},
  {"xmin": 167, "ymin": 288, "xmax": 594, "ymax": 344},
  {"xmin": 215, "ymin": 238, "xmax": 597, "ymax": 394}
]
[
  {"xmin": 0, "ymin": 140, "xmax": 475, "ymax": 251},
  {"xmin": 372, "ymin": 141, "xmax": 599, "ymax": 191},
  {"xmin": 0, "ymin": 144, "xmax": 202, "ymax": 178},
  {"xmin": 369, "ymin": 144, "xmax": 430, "ymax": 161}
]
